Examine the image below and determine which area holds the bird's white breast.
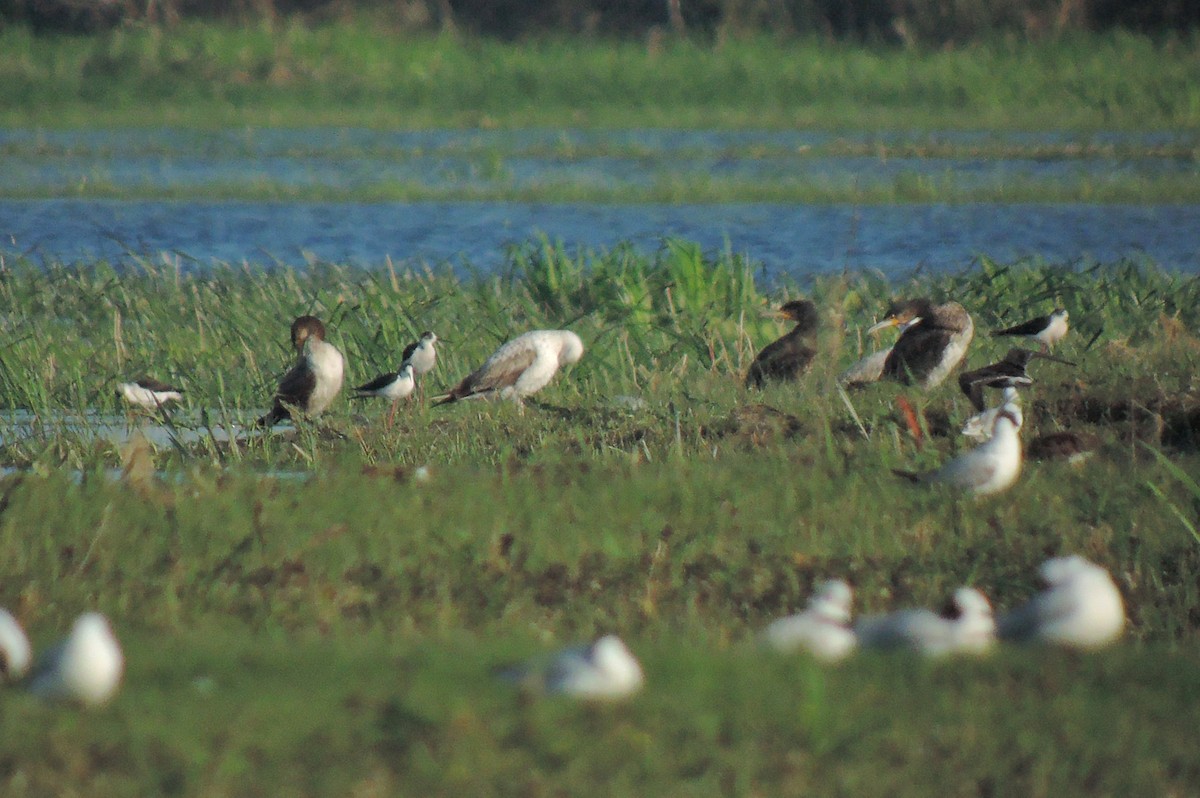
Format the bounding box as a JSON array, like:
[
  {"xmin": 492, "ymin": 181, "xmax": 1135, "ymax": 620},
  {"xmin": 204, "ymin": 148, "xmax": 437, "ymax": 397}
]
[
  {"xmin": 1039, "ymin": 314, "xmax": 1069, "ymax": 347},
  {"xmin": 939, "ymin": 417, "xmax": 1021, "ymax": 495},
  {"xmin": 921, "ymin": 319, "xmax": 974, "ymax": 389},
  {"xmin": 548, "ymin": 636, "xmax": 643, "ymax": 699},
  {"xmin": 407, "ymin": 341, "xmax": 437, "ymax": 375},
  {"xmin": 379, "ymin": 371, "xmax": 415, "ymax": 401},
  {"xmin": 305, "ymin": 339, "xmax": 345, "ymax": 415}
]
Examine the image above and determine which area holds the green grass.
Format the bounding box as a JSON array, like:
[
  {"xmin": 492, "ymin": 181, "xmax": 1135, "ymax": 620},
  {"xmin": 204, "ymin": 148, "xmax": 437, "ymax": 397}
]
[
  {"xmin": 6, "ymin": 169, "xmax": 1200, "ymax": 204},
  {"xmin": 1, "ymin": 246, "xmax": 1199, "ymax": 794},
  {"xmin": 1, "ymin": 25, "xmax": 1198, "ymax": 130}
]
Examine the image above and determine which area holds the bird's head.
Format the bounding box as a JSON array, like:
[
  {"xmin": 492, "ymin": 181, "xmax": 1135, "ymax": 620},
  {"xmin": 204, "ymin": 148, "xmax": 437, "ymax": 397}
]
[
  {"xmin": 291, "ymin": 316, "xmax": 327, "ymax": 352},
  {"xmin": 868, "ymin": 298, "xmax": 932, "ymax": 334},
  {"xmin": 809, "ymin": 579, "xmax": 853, "ymax": 623},
  {"xmin": 775, "ymin": 299, "xmax": 820, "ymax": 334},
  {"xmin": 559, "ymin": 331, "xmax": 585, "ymax": 365}
]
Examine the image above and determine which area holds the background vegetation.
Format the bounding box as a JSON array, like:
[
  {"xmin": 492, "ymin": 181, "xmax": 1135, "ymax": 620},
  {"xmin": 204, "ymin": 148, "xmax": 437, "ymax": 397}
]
[
  {"xmin": 3, "ymin": 0, "xmax": 1198, "ymax": 43},
  {"xmin": 0, "ymin": 23, "xmax": 1196, "ymax": 129}
]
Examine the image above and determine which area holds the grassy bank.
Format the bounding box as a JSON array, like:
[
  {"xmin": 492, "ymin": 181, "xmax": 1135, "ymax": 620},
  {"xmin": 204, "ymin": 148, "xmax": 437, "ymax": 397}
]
[
  {"xmin": 1, "ymin": 25, "xmax": 1197, "ymax": 130},
  {"xmin": 4, "ymin": 127, "xmax": 1197, "ymax": 203},
  {"xmin": 7, "ymin": 169, "xmax": 1200, "ymax": 204},
  {"xmin": 0, "ymin": 242, "xmax": 1198, "ymax": 465},
  {"xmin": 0, "ymin": 247, "xmax": 1199, "ymax": 794}
]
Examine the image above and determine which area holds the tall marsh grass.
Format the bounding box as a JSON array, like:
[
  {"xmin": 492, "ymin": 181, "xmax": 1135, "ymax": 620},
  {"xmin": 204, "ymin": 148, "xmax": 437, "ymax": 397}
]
[{"xmin": 0, "ymin": 241, "xmax": 1197, "ymax": 470}]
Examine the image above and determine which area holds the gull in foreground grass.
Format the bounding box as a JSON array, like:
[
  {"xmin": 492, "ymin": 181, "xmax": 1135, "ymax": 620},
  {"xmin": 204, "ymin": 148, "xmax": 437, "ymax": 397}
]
[
  {"xmin": 496, "ymin": 634, "xmax": 644, "ymax": 699},
  {"xmin": 855, "ymin": 587, "xmax": 995, "ymax": 657},
  {"xmin": 998, "ymin": 555, "xmax": 1125, "ymax": 648},
  {"xmin": 0, "ymin": 608, "xmax": 31, "ymax": 682},
  {"xmin": 435, "ymin": 329, "xmax": 584, "ymax": 407},
  {"xmin": 762, "ymin": 580, "xmax": 857, "ymax": 662},
  {"xmin": 895, "ymin": 399, "xmax": 1023, "ymax": 496},
  {"xmin": 117, "ymin": 378, "xmax": 184, "ymax": 410},
  {"xmin": 961, "ymin": 387, "xmax": 1020, "ymax": 442},
  {"xmin": 29, "ymin": 612, "xmax": 124, "ymax": 707}
]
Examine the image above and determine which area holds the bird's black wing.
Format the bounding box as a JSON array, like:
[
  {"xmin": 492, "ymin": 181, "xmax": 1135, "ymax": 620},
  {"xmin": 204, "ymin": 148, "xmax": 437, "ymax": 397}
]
[
  {"xmin": 883, "ymin": 326, "xmax": 954, "ymax": 385},
  {"xmin": 993, "ymin": 315, "xmax": 1050, "ymax": 337},
  {"xmin": 257, "ymin": 358, "xmax": 316, "ymax": 426},
  {"xmin": 957, "ymin": 370, "xmax": 988, "ymax": 412},
  {"xmin": 355, "ymin": 371, "xmax": 397, "ymax": 393}
]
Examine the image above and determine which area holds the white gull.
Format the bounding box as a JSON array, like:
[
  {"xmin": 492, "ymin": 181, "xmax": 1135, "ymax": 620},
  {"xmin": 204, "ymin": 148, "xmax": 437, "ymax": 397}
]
[
  {"xmin": 436, "ymin": 329, "xmax": 584, "ymax": 406},
  {"xmin": 762, "ymin": 580, "xmax": 857, "ymax": 662},
  {"xmin": 29, "ymin": 612, "xmax": 124, "ymax": 707},
  {"xmin": 855, "ymin": 587, "xmax": 995, "ymax": 657},
  {"xmin": 998, "ymin": 555, "xmax": 1125, "ymax": 648}
]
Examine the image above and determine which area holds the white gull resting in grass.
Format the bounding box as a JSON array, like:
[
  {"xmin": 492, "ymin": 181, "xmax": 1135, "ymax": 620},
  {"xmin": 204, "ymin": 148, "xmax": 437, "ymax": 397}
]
[
  {"xmin": 435, "ymin": 329, "xmax": 584, "ymax": 406},
  {"xmin": 257, "ymin": 315, "xmax": 345, "ymax": 427},
  {"xmin": 117, "ymin": 378, "xmax": 184, "ymax": 410},
  {"xmin": 894, "ymin": 399, "xmax": 1023, "ymax": 496},
  {"xmin": 497, "ymin": 634, "xmax": 644, "ymax": 700},
  {"xmin": 855, "ymin": 587, "xmax": 995, "ymax": 657},
  {"xmin": 998, "ymin": 555, "xmax": 1125, "ymax": 648},
  {"xmin": 29, "ymin": 612, "xmax": 124, "ymax": 707},
  {"xmin": 762, "ymin": 580, "xmax": 857, "ymax": 662},
  {"xmin": 0, "ymin": 608, "xmax": 31, "ymax": 682}
]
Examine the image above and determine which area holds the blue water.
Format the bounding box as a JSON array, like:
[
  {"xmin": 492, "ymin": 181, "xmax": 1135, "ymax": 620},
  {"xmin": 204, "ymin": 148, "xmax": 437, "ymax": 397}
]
[
  {"xmin": 2, "ymin": 199, "xmax": 1196, "ymax": 281},
  {"xmin": 2, "ymin": 127, "xmax": 1192, "ymax": 195},
  {"xmin": 1, "ymin": 127, "xmax": 1196, "ymax": 280}
]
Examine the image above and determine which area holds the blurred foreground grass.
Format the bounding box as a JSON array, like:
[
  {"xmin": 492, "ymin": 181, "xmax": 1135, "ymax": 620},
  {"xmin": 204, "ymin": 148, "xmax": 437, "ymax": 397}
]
[{"xmin": 0, "ymin": 244, "xmax": 1198, "ymax": 794}]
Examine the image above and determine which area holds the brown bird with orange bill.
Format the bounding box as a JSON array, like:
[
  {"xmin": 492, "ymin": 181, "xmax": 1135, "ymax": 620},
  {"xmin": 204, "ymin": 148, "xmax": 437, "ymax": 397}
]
[
  {"xmin": 869, "ymin": 298, "xmax": 974, "ymax": 389},
  {"xmin": 745, "ymin": 299, "xmax": 820, "ymax": 389}
]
